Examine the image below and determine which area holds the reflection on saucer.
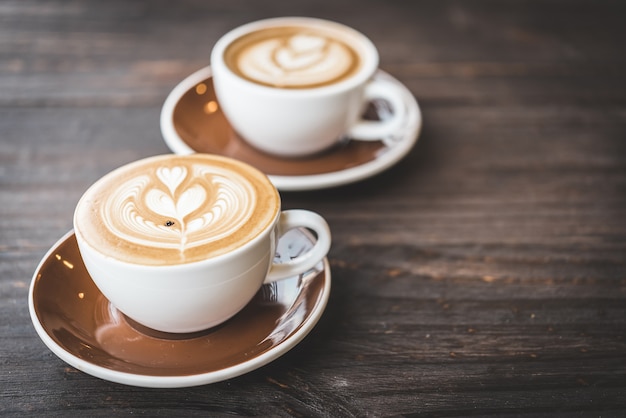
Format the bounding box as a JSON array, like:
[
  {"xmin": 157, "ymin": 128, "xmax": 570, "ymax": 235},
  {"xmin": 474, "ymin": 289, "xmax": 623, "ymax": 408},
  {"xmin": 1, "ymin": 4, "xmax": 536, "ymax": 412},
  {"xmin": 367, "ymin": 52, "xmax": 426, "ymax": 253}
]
[{"xmin": 161, "ymin": 66, "xmax": 422, "ymax": 191}]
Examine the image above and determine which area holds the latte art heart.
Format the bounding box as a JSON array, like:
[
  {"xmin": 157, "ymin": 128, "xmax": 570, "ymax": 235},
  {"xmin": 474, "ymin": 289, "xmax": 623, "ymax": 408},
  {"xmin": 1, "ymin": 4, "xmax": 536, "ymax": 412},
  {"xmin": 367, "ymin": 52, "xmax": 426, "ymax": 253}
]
[
  {"xmin": 225, "ymin": 26, "xmax": 362, "ymax": 88},
  {"xmin": 103, "ymin": 165, "xmax": 254, "ymax": 256},
  {"xmin": 74, "ymin": 155, "xmax": 279, "ymax": 266}
]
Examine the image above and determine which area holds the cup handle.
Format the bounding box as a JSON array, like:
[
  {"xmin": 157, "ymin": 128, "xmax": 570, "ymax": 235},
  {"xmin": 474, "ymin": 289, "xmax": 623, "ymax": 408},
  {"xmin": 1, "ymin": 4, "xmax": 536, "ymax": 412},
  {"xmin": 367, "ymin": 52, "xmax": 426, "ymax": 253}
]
[
  {"xmin": 264, "ymin": 209, "xmax": 332, "ymax": 283},
  {"xmin": 346, "ymin": 78, "xmax": 407, "ymax": 141}
]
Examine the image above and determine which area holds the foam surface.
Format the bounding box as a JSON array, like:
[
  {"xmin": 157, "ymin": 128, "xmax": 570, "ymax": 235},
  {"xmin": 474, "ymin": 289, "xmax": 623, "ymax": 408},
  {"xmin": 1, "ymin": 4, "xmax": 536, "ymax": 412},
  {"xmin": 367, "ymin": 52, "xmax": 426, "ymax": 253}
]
[{"xmin": 75, "ymin": 155, "xmax": 279, "ymax": 265}]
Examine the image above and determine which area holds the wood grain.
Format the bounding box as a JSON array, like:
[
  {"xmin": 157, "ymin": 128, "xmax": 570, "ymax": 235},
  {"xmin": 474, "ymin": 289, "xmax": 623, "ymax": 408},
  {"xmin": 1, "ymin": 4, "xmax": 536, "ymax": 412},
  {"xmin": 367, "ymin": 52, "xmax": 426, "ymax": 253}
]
[{"xmin": 1, "ymin": 0, "xmax": 625, "ymax": 416}]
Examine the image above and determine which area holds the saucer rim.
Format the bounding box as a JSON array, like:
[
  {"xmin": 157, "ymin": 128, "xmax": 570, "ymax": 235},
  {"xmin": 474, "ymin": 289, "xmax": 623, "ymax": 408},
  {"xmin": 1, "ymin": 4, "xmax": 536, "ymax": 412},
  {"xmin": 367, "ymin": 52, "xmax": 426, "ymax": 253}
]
[
  {"xmin": 160, "ymin": 66, "xmax": 422, "ymax": 191},
  {"xmin": 28, "ymin": 229, "xmax": 331, "ymax": 388}
]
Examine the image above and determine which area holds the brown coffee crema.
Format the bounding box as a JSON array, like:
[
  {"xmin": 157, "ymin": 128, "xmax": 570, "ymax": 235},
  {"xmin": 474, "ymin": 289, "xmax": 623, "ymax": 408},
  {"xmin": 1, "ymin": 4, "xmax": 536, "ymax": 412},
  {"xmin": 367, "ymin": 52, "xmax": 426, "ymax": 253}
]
[
  {"xmin": 224, "ymin": 25, "xmax": 363, "ymax": 89},
  {"xmin": 75, "ymin": 154, "xmax": 279, "ymax": 266}
]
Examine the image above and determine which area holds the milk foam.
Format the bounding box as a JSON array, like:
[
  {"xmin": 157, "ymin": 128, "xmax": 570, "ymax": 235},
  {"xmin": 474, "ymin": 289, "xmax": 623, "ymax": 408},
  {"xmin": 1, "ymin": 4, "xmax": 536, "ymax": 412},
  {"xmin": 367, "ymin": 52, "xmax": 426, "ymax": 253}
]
[
  {"xmin": 75, "ymin": 155, "xmax": 279, "ymax": 266},
  {"xmin": 102, "ymin": 164, "xmax": 255, "ymax": 254},
  {"xmin": 228, "ymin": 27, "xmax": 361, "ymax": 88}
]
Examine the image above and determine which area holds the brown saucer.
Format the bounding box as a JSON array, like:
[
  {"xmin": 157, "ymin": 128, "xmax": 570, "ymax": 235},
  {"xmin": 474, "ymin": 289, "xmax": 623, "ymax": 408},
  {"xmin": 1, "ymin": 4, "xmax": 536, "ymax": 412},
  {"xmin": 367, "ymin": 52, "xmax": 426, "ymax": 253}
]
[
  {"xmin": 161, "ymin": 67, "xmax": 422, "ymax": 190},
  {"xmin": 28, "ymin": 229, "xmax": 330, "ymax": 388}
]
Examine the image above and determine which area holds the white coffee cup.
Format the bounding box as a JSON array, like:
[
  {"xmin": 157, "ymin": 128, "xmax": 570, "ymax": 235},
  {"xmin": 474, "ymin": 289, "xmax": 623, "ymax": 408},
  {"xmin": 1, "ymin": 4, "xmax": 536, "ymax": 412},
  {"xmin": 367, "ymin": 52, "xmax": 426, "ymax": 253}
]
[
  {"xmin": 73, "ymin": 154, "xmax": 331, "ymax": 333},
  {"xmin": 211, "ymin": 17, "xmax": 408, "ymax": 157}
]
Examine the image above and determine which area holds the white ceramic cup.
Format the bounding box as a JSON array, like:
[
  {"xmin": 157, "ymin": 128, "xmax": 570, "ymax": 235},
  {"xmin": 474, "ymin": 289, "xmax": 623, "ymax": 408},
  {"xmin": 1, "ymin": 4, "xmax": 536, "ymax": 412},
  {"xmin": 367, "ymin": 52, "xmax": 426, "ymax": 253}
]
[
  {"xmin": 73, "ymin": 154, "xmax": 331, "ymax": 333},
  {"xmin": 211, "ymin": 17, "xmax": 408, "ymax": 157}
]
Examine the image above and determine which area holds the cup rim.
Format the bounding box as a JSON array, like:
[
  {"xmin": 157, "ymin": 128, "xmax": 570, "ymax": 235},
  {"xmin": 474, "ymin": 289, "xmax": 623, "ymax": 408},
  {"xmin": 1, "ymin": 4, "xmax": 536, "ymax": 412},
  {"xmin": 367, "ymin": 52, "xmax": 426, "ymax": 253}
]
[
  {"xmin": 74, "ymin": 212, "xmax": 280, "ymax": 272},
  {"xmin": 73, "ymin": 154, "xmax": 282, "ymax": 271},
  {"xmin": 210, "ymin": 16, "xmax": 380, "ymax": 96}
]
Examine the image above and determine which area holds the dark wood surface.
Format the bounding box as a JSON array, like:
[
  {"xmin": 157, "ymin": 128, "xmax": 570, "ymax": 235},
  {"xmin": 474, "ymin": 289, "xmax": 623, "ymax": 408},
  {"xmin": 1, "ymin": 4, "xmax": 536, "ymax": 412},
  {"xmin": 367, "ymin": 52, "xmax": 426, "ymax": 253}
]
[{"xmin": 2, "ymin": 0, "xmax": 625, "ymax": 416}]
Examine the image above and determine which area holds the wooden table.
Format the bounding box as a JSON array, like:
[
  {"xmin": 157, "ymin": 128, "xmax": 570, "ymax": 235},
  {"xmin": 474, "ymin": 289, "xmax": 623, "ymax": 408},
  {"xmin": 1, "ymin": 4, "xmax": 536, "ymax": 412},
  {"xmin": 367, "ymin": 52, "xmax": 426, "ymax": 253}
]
[{"xmin": 2, "ymin": 0, "xmax": 625, "ymax": 415}]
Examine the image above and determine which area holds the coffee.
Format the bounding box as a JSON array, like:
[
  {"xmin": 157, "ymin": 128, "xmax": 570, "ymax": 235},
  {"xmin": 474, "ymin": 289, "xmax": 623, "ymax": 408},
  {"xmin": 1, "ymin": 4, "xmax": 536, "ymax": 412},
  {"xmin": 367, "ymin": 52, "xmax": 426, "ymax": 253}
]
[
  {"xmin": 224, "ymin": 25, "xmax": 362, "ymax": 89},
  {"xmin": 74, "ymin": 154, "xmax": 280, "ymax": 266},
  {"xmin": 212, "ymin": 18, "xmax": 407, "ymax": 157}
]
